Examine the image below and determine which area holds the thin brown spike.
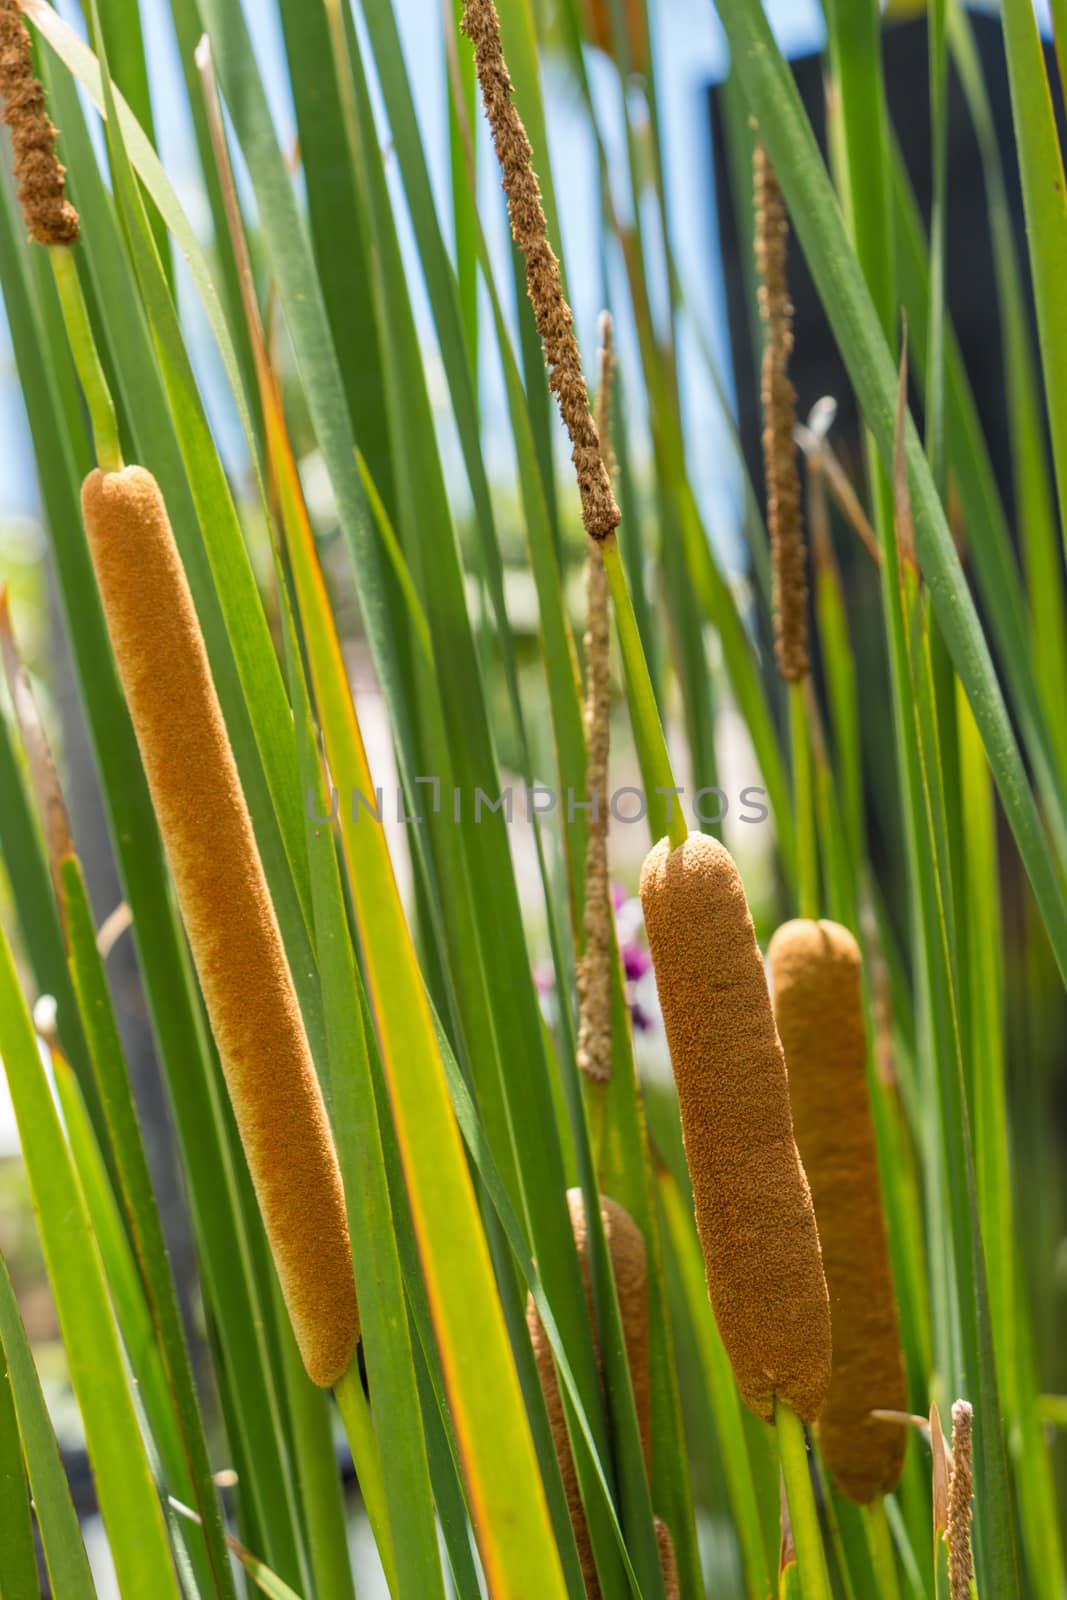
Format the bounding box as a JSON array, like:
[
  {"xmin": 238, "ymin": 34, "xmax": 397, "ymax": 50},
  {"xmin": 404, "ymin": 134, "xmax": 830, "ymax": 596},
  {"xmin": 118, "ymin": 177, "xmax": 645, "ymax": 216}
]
[
  {"xmin": 754, "ymin": 136, "xmax": 808, "ymax": 681},
  {"xmin": 0, "ymin": 0, "xmax": 79, "ymax": 244},
  {"xmin": 947, "ymin": 1400, "xmax": 975, "ymax": 1600},
  {"xmin": 577, "ymin": 312, "xmax": 615, "ymax": 1084},
  {"xmin": 461, "ymin": 0, "xmax": 619, "ymax": 541}
]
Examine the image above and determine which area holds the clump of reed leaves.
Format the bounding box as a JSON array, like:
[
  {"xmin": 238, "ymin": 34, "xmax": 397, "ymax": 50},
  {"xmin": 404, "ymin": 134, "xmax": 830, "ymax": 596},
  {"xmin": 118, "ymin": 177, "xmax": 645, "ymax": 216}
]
[{"xmin": 0, "ymin": 0, "xmax": 1064, "ymax": 1595}]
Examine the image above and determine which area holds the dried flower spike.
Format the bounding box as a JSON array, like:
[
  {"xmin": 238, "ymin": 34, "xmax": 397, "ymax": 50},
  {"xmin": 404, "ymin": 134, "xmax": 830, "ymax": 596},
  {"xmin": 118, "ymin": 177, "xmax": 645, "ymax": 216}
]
[
  {"xmin": 0, "ymin": 585, "xmax": 74, "ymax": 903},
  {"xmin": 462, "ymin": 0, "xmax": 619, "ymax": 541},
  {"xmin": 527, "ymin": 1189, "xmax": 649, "ymax": 1595},
  {"xmin": 577, "ymin": 311, "xmax": 615, "ymax": 1084},
  {"xmin": 639, "ymin": 833, "xmax": 831, "ymax": 1423},
  {"xmin": 947, "ymin": 1399, "xmax": 974, "ymax": 1600},
  {"xmin": 0, "ymin": 0, "xmax": 79, "ymax": 244},
  {"xmin": 768, "ymin": 918, "xmax": 907, "ymax": 1501},
  {"xmin": 81, "ymin": 465, "xmax": 358, "ymax": 1388},
  {"xmin": 754, "ymin": 136, "xmax": 807, "ymax": 681},
  {"xmin": 654, "ymin": 1517, "xmax": 679, "ymax": 1599}
]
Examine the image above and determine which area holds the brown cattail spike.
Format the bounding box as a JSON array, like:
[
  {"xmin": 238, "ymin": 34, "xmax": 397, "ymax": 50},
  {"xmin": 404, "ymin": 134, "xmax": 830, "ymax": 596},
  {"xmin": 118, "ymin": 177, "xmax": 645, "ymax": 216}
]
[
  {"xmin": 754, "ymin": 137, "xmax": 807, "ymax": 681},
  {"xmin": 81, "ymin": 466, "xmax": 358, "ymax": 1388},
  {"xmin": 0, "ymin": 0, "xmax": 79, "ymax": 244},
  {"xmin": 768, "ymin": 919, "xmax": 907, "ymax": 1501},
  {"xmin": 0, "ymin": 586, "xmax": 74, "ymax": 904},
  {"xmin": 577, "ymin": 312, "xmax": 615, "ymax": 1084},
  {"xmin": 639, "ymin": 833, "xmax": 831, "ymax": 1423},
  {"xmin": 947, "ymin": 1400, "xmax": 974, "ymax": 1600},
  {"xmin": 462, "ymin": 0, "xmax": 620, "ymax": 541},
  {"xmin": 654, "ymin": 1518, "xmax": 679, "ymax": 1599},
  {"xmin": 527, "ymin": 1190, "xmax": 649, "ymax": 1596}
]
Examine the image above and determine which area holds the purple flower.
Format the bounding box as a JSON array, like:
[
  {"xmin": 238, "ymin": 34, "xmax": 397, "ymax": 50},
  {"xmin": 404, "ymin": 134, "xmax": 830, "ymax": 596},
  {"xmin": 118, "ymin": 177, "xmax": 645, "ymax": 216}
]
[
  {"xmin": 622, "ymin": 939, "xmax": 651, "ymax": 982},
  {"xmin": 629, "ymin": 999, "xmax": 653, "ymax": 1033}
]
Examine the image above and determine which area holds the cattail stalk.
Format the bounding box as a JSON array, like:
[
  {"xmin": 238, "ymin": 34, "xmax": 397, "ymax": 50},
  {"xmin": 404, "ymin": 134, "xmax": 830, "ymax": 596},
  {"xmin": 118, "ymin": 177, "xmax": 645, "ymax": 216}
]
[
  {"xmin": 0, "ymin": 0, "xmax": 78, "ymax": 245},
  {"xmin": 527, "ymin": 1189, "xmax": 653, "ymax": 1597},
  {"xmin": 754, "ymin": 136, "xmax": 807, "ymax": 684},
  {"xmin": 577, "ymin": 312, "xmax": 616, "ymax": 1085},
  {"xmin": 463, "ymin": 0, "xmax": 686, "ymax": 851},
  {"xmin": 81, "ymin": 465, "xmax": 359, "ymax": 1388},
  {"xmin": 654, "ymin": 1518, "xmax": 679, "ymax": 1600},
  {"xmin": 0, "ymin": 1, "xmax": 120, "ymax": 468},
  {"xmin": 462, "ymin": 0, "xmax": 618, "ymax": 544},
  {"xmin": 640, "ymin": 833, "xmax": 831, "ymax": 1423},
  {"xmin": 642, "ymin": 833, "xmax": 830, "ymax": 1600},
  {"xmin": 947, "ymin": 1400, "xmax": 974, "ymax": 1600},
  {"xmin": 754, "ymin": 135, "xmax": 817, "ymax": 914},
  {"xmin": 768, "ymin": 918, "xmax": 907, "ymax": 1503}
]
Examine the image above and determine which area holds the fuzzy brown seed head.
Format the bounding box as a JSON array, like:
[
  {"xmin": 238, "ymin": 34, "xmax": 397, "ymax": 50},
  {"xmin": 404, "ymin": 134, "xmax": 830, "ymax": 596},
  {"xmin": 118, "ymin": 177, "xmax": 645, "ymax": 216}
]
[
  {"xmin": 526, "ymin": 1190, "xmax": 649, "ymax": 1596},
  {"xmin": 0, "ymin": 0, "xmax": 79, "ymax": 244},
  {"xmin": 654, "ymin": 1519, "xmax": 679, "ymax": 1599},
  {"xmin": 754, "ymin": 138, "xmax": 807, "ymax": 682},
  {"xmin": 947, "ymin": 1400, "xmax": 974, "ymax": 1600},
  {"xmin": 81, "ymin": 466, "xmax": 358, "ymax": 1388},
  {"xmin": 461, "ymin": 0, "xmax": 619, "ymax": 541},
  {"xmin": 768, "ymin": 918, "xmax": 907, "ymax": 1501},
  {"xmin": 639, "ymin": 833, "xmax": 831, "ymax": 1423}
]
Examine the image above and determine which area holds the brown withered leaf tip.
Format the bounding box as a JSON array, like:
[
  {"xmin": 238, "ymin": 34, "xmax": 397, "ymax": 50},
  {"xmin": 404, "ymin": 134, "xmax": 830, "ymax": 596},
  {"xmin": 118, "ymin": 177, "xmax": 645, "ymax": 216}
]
[
  {"xmin": 0, "ymin": 0, "xmax": 79, "ymax": 245},
  {"xmin": 640, "ymin": 833, "xmax": 831, "ymax": 1424},
  {"xmin": 461, "ymin": 0, "xmax": 619, "ymax": 541},
  {"xmin": 769, "ymin": 919, "xmax": 907, "ymax": 1502},
  {"xmin": 577, "ymin": 312, "xmax": 615, "ymax": 1084},
  {"xmin": 754, "ymin": 137, "xmax": 807, "ymax": 681},
  {"xmin": 947, "ymin": 1400, "xmax": 974, "ymax": 1600}
]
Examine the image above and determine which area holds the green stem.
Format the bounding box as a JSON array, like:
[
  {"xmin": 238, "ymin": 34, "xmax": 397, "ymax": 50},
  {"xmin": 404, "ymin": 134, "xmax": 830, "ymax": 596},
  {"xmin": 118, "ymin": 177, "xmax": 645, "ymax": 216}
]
[
  {"xmin": 48, "ymin": 245, "xmax": 122, "ymax": 472},
  {"xmin": 777, "ymin": 1402, "xmax": 832, "ymax": 1600},
  {"xmin": 602, "ymin": 534, "xmax": 687, "ymax": 849},
  {"xmin": 789, "ymin": 678, "xmax": 818, "ymax": 918},
  {"xmin": 334, "ymin": 1361, "xmax": 398, "ymax": 1596},
  {"xmin": 866, "ymin": 1496, "xmax": 902, "ymax": 1600}
]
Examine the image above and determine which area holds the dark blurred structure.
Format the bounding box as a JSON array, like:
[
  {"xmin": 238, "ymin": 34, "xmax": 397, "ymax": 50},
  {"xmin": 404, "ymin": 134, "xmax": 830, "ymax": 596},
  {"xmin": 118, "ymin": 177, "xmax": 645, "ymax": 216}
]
[{"xmin": 710, "ymin": 9, "xmax": 1064, "ymax": 525}]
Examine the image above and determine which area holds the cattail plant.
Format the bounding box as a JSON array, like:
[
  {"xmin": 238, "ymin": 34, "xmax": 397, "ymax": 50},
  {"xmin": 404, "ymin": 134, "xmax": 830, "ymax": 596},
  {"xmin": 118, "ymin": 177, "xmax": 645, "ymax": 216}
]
[
  {"xmin": 768, "ymin": 917, "xmax": 907, "ymax": 1502},
  {"xmin": 654, "ymin": 1517, "xmax": 679, "ymax": 1600},
  {"xmin": 81, "ymin": 465, "xmax": 359, "ymax": 1388},
  {"xmin": 577, "ymin": 311, "xmax": 616, "ymax": 1087},
  {"xmin": 3, "ymin": 0, "xmax": 1065, "ymax": 1589},
  {"xmin": 0, "ymin": 0, "xmax": 77, "ymax": 245},
  {"xmin": 640, "ymin": 832, "xmax": 831, "ymax": 1424},
  {"xmin": 2, "ymin": 0, "xmax": 359, "ymax": 1398},
  {"xmin": 527, "ymin": 1189, "xmax": 661, "ymax": 1595},
  {"xmin": 947, "ymin": 1400, "xmax": 975, "ymax": 1599},
  {"xmin": 754, "ymin": 135, "xmax": 807, "ymax": 686},
  {"xmin": 462, "ymin": 0, "xmax": 619, "ymax": 546}
]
